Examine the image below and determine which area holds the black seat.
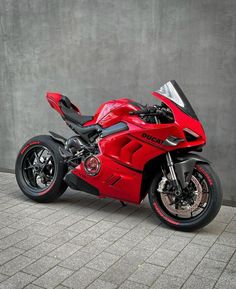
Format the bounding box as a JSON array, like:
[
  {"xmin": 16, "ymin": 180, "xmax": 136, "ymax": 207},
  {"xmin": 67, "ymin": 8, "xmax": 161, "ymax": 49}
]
[{"xmin": 59, "ymin": 96, "xmax": 93, "ymax": 126}]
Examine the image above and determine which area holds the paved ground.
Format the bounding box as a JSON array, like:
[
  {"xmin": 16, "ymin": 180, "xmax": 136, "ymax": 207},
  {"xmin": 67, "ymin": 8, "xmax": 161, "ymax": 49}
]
[{"xmin": 0, "ymin": 172, "xmax": 235, "ymax": 289}]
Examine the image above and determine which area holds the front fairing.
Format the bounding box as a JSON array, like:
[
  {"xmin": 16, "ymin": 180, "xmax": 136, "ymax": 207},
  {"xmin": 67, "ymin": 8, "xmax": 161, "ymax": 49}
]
[{"xmin": 152, "ymin": 87, "xmax": 206, "ymax": 147}]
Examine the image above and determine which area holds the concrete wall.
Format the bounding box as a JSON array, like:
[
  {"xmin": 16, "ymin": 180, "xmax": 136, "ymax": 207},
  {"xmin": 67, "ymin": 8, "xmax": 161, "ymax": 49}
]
[{"xmin": 0, "ymin": 0, "xmax": 235, "ymax": 203}]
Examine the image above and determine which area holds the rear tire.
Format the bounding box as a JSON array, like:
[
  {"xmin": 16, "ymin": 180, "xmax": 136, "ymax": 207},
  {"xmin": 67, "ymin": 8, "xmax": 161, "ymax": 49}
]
[
  {"xmin": 149, "ymin": 163, "xmax": 222, "ymax": 231},
  {"xmin": 15, "ymin": 135, "xmax": 68, "ymax": 203}
]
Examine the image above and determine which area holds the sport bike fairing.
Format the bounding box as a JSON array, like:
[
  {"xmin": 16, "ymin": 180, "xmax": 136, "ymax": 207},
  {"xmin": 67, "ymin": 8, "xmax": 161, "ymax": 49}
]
[{"xmin": 67, "ymin": 81, "xmax": 206, "ymax": 204}]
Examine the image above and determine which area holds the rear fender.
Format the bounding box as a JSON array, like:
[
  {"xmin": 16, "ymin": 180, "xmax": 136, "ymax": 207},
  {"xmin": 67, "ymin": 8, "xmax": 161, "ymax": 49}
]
[
  {"xmin": 49, "ymin": 131, "xmax": 66, "ymax": 146},
  {"xmin": 174, "ymin": 153, "xmax": 210, "ymax": 188}
]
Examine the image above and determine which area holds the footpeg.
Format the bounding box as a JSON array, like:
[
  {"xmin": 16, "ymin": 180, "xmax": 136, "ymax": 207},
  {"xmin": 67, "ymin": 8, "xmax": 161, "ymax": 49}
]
[{"xmin": 59, "ymin": 147, "xmax": 73, "ymax": 159}]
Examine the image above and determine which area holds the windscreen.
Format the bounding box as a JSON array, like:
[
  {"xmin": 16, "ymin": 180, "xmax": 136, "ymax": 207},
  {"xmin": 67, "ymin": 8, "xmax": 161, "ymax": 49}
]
[{"xmin": 157, "ymin": 80, "xmax": 198, "ymax": 120}]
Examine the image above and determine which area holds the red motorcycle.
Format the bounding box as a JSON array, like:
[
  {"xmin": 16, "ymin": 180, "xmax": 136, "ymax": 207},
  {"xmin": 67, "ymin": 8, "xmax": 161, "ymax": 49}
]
[{"xmin": 15, "ymin": 80, "xmax": 222, "ymax": 231}]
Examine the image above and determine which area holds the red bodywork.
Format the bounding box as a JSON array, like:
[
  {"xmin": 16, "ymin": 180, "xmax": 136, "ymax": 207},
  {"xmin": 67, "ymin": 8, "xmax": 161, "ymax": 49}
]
[{"xmin": 46, "ymin": 91, "xmax": 206, "ymax": 204}]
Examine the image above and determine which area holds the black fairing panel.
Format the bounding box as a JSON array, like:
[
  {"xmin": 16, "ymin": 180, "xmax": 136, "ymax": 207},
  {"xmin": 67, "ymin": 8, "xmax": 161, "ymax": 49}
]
[
  {"xmin": 174, "ymin": 153, "xmax": 210, "ymax": 188},
  {"xmin": 101, "ymin": 122, "xmax": 129, "ymax": 138},
  {"xmin": 64, "ymin": 171, "xmax": 99, "ymax": 195}
]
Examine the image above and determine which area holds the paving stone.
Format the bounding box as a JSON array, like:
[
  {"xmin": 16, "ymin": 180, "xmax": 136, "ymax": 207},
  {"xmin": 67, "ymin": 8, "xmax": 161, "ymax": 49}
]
[
  {"xmin": 192, "ymin": 222, "xmax": 226, "ymax": 247},
  {"xmin": 137, "ymin": 235, "xmax": 166, "ymax": 251},
  {"xmin": 215, "ymin": 268, "xmax": 236, "ymax": 289},
  {"xmin": 48, "ymin": 242, "xmax": 81, "ymax": 259},
  {"xmin": 205, "ymin": 243, "xmax": 235, "ymax": 262},
  {"xmin": 182, "ymin": 274, "xmax": 215, "ymax": 289},
  {"xmin": 68, "ymin": 219, "xmax": 96, "ymax": 233},
  {"xmin": 22, "ymin": 222, "xmax": 48, "ymax": 235},
  {"xmin": 38, "ymin": 223, "xmax": 67, "ymax": 237},
  {"xmin": 164, "ymin": 243, "xmax": 208, "ymax": 279},
  {"xmin": 105, "ymin": 237, "xmax": 138, "ymax": 256},
  {"xmin": 147, "ymin": 248, "xmax": 178, "ymax": 267},
  {"xmin": 0, "ymin": 255, "xmax": 34, "ymax": 276},
  {"xmin": 37, "ymin": 210, "xmax": 70, "ymax": 226},
  {"xmin": 217, "ymin": 232, "xmax": 236, "ymax": 247},
  {"xmin": 33, "ymin": 265, "xmax": 73, "ymax": 289},
  {"xmin": 30, "ymin": 208, "xmax": 55, "ymax": 219},
  {"xmin": 161, "ymin": 235, "xmax": 190, "ymax": 251},
  {"xmin": 60, "ymin": 250, "xmax": 94, "ymax": 270},
  {"xmin": 119, "ymin": 280, "xmax": 149, "ymax": 289},
  {"xmin": 86, "ymin": 252, "xmax": 120, "ymax": 272},
  {"xmin": 0, "ymin": 230, "xmax": 29, "ymax": 249},
  {"xmin": 193, "ymin": 258, "xmax": 226, "ymax": 280},
  {"xmin": 117, "ymin": 208, "xmax": 151, "ymax": 229},
  {"xmin": 214, "ymin": 206, "xmax": 235, "ymax": 224},
  {"xmin": 14, "ymin": 234, "xmax": 47, "ymax": 250},
  {"xmin": 100, "ymin": 258, "xmax": 139, "ymax": 285},
  {"xmin": 226, "ymin": 250, "xmax": 236, "ymax": 270},
  {"xmin": 70, "ymin": 230, "xmax": 100, "ymax": 246},
  {"xmin": 151, "ymin": 225, "xmax": 174, "ymax": 238},
  {"xmin": 0, "ymin": 247, "xmax": 24, "ymax": 265},
  {"xmin": 103, "ymin": 205, "xmax": 138, "ymax": 224},
  {"xmin": 0, "ymin": 227, "xmax": 17, "ymax": 239},
  {"xmin": 24, "ymin": 284, "xmax": 44, "ymax": 289},
  {"xmin": 150, "ymin": 274, "xmax": 185, "ymax": 289},
  {"xmin": 23, "ymin": 255, "xmax": 60, "ymax": 277},
  {"xmin": 55, "ymin": 286, "xmax": 70, "ymax": 289},
  {"xmin": 86, "ymin": 202, "xmax": 121, "ymax": 222},
  {"xmin": 23, "ymin": 241, "xmax": 58, "ymax": 260},
  {"xmin": 63, "ymin": 267, "xmax": 101, "ymax": 289},
  {"xmin": 225, "ymin": 220, "xmax": 236, "ymax": 233},
  {"xmin": 100, "ymin": 226, "xmax": 129, "ymax": 242},
  {"xmin": 87, "ymin": 220, "xmax": 116, "ymax": 235},
  {"xmin": 56, "ymin": 213, "xmax": 84, "ymax": 226},
  {"xmin": 0, "ymin": 272, "xmax": 35, "ymax": 289},
  {"xmin": 87, "ymin": 279, "xmax": 118, "ymax": 289},
  {"xmin": 128, "ymin": 262, "xmax": 164, "ymax": 286},
  {"xmin": 81, "ymin": 238, "xmax": 112, "ymax": 255},
  {"xmin": 0, "ymin": 273, "xmax": 8, "ymax": 282},
  {"xmin": 47, "ymin": 229, "xmax": 78, "ymax": 245},
  {"xmin": 173, "ymin": 229, "xmax": 197, "ymax": 239}
]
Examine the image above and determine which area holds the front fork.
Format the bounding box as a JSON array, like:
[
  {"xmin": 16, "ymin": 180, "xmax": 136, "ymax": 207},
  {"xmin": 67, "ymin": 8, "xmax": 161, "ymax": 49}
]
[{"xmin": 166, "ymin": 152, "xmax": 182, "ymax": 196}]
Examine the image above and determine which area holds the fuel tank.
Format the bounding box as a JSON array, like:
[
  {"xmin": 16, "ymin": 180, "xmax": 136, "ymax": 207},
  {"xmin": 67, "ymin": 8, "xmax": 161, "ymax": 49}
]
[{"xmin": 84, "ymin": 98, "xmax": 142, "ymax": 128}]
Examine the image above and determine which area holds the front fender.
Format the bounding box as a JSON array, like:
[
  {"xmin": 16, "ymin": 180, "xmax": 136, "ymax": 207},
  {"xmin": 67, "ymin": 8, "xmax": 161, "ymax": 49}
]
[{"xmin": 174, "ymin": 153, "xmax": 210, "ymax": 189}]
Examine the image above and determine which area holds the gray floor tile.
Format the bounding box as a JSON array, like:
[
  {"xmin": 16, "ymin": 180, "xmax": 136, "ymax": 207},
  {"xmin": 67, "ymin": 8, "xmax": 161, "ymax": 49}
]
[
  {"xmin": 87, "ymin": 279, "xmax": 118, "ymax": 289},
  {"xmin": 215, "ymin": 268, "xmax": 236, "ymax": 289},
  {"xmin": 193, "ymin": 258, "xmax": 226, "ymax": 280},
  {"xmin": 0, "ymin": 247, "xmax": 24, "ymax": 265},
  {"xmin": 164, "ymin": 243, "xmax": 208, "ymax": 279},
  {"xmin": 217, "ymin": 232, "xmax": 236, "ymax": 247},
  {"xmin": 150, "ymin": 274, "xmax": 185, "ymax": 289},
  {"xmin": 0, "ymin": 272, "xmax": 35, "ymax": 289},
  {"xmin": 48, "ymin": 242, "xmax": 81, "ymax": 259},
  {"xmin": 128, "ymin": 262, "xmax": 164, "ymax": 286},
  {"xmin": 147, "ymin": 248, "xmax": 178, "ymax": 267},
  {"xmin": 62, "ymin": 267, "xmax": 101, "ymax": 289},
  {"xmin": 182, "ymin": 274, "xmax": 215, "ymax": 289},
  {"xmin": 0, "ymin": 255, "xmax": 34, "ymax": 276},
  {"xmin": 33, "ymin": 266, "xmax": 73, "ymax": 289},
  {"xmin": 86, "ymin": 251, "xmax": 120, "ymax": 272},
  {"xmin": 119, "ymin": 280, "xmax": 149, "ymax": 289},
  {"xmin": 23, "ymin": 255, "xmax": 60, "ymax": 277},
  {"xmin": 205, "ymin": 243, "xmax": 235, "ymax": 262}
]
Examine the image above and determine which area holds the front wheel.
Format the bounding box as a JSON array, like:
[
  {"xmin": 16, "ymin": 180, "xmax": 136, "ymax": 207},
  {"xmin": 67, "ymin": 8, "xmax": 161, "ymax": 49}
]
[
  {"xmin": 149, "ymin": 163, "xmax": 222, "ymax": 231},
  {"xmin": 15, "ymin": 135, "xmax": 68, "ymax": 203}
]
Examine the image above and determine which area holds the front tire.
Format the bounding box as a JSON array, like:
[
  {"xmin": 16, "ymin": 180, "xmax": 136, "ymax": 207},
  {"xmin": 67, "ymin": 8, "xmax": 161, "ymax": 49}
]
[
  {"xmin": 149, "ymin": 163, "xmax": 222, "ymax": 231},
  {"xmin": 15, "ymin": 135, "xmax": 68, "ymax": 203}
]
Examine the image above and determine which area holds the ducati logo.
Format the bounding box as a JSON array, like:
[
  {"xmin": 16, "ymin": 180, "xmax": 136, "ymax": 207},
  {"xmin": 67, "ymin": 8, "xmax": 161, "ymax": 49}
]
[{"xmin": 142, "ymin": 133, "xmax": 163, "ymax": 145}]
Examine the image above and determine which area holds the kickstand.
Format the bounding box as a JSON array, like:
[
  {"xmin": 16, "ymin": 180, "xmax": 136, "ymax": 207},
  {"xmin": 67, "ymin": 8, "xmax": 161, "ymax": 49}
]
[{"xmin": 120, "ymin": 201, "xmax": 127, "ymax": 207}]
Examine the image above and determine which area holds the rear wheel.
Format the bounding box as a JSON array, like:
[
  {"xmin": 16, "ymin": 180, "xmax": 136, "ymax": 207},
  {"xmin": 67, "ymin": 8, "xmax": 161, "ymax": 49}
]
[
  {"xmin": 149, "ymin": 163, "xmax": 222, "ymax": 231},
  {"xmin": 15, "ymin": 135, "xmax": 68, "ymax": 202}
]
